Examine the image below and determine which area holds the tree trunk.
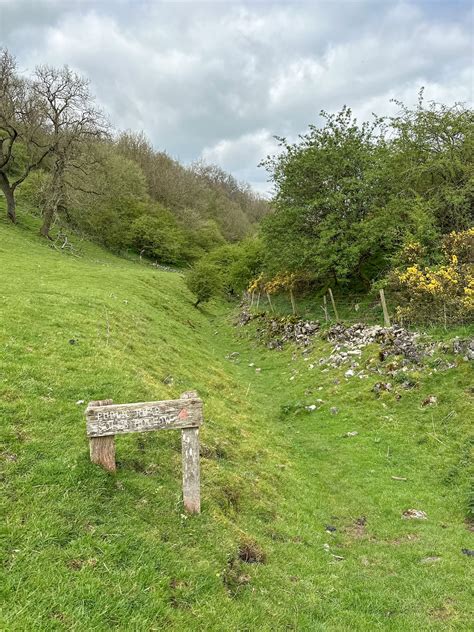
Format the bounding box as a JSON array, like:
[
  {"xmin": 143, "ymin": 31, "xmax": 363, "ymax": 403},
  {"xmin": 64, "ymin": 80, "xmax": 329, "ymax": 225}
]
[
  {"xmin": 39, "ymin": 206, "xmax": 55, "ymax": 238},
  {"xmin": 356, "ymin": 257, "xmax": 371, "ymax": 290},
  {"xmin": 40, "ymin": 160, "xmax": 64, "ymax": 238},
  {"xmin": 0, "ymin": 173, "xmax": 16, "ymax": 223}
]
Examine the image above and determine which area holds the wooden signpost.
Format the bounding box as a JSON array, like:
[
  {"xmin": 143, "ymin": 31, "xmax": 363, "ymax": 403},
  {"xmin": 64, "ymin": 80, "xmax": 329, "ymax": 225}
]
[{"xmin": 86, "ymin": 391, "xmax": 203, "ymax": 513}]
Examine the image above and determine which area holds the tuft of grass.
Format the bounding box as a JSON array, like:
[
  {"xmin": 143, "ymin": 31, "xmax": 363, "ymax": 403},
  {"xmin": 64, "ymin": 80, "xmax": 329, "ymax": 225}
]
[{"xmin": 1, "ymin": 207, "xmax": 473, "ymax": 630}]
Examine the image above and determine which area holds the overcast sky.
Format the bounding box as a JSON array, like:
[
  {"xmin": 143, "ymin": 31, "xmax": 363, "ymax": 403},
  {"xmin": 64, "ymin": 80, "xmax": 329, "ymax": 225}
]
[{"xmin": 1, "ymin": 0, "xmax": 472, "ymax": 194}]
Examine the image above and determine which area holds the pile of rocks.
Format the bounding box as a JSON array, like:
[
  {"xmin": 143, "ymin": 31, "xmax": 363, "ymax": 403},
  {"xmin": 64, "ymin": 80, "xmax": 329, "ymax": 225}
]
[
  {"xmin": 236, "ymin": 310, "xmax": 321, "ymax": 348},
  {"xmin": 265, "ymin": 318, "xmax": 320, "ymax": 349},
  {"xmin": 237, "ymin": 308, "xmax": 473, "ymax": 374},
  {"xmin": 452, "ymin": 337, "xmax": 474, "ymax": 361},
  {"xmin": 325, "ymin": 323, "xmax": 425, "ymax": 364},
  {"xmin": 309, "ymin": 322, "xmax": 435, "ymax": 378},
  {"xmin": 236, "ymin": 309, "xmax": 257, "ymax": 326}
]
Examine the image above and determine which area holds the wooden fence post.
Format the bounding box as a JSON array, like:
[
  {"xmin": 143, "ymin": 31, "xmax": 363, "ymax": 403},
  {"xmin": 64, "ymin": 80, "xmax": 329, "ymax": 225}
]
[
  {"xmin": 88, "ymin": 399, "xmax": 116, "ymax": 472},
  {"xmin": 180, "ymin": 391, "xmax": 201, "ymax": 513},
  {"xmin": 266, "ymin": 292, "xmax": 274, "ymax": 313},
  {"xmin": 289, "ymin": 288, "xmax": 296, "ymax": 315},
  {"xmin": 328, "ymin": 288, "xmax": 339, "ymax": 321},
  {"xmin": 322, "ymin": 295, "xmax": 329, "ymax": 323},
  {"xmin": 379, "ymin": 289, "xmax": 391, "ymax": 327}
]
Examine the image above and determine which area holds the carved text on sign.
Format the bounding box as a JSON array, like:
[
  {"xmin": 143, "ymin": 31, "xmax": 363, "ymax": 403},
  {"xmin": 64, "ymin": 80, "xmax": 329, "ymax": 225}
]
[{"xmin": 86, "ymin": 398, "xmax": 203, "ymax": 437}]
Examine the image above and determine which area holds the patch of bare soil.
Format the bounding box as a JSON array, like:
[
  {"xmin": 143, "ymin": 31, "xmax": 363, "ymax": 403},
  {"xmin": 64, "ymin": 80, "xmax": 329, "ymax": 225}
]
[
  {"xmin": 430, "ymin": 598, "xmax": 456, "ymax": 621},
  {"xmin": 388, "ymin": 533, "xmax": 420, "ymax": 545},
  {"xmin": 238, "ymin": 539, "xmax": 267, "ymax": 564},
  {"xmin": 345, "ymin": 516, "xmax": 368, "ymax": 539}
]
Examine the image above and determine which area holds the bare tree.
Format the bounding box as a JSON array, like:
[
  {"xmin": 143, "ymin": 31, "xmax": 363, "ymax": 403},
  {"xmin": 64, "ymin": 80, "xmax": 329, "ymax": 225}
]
[
  {"xmin": 0, "ymin": 49, "xmax": 50, "ymax": 223},
  {"xmin": 33, "ymin": 65, "xmax": 109, "ymax": 237}
]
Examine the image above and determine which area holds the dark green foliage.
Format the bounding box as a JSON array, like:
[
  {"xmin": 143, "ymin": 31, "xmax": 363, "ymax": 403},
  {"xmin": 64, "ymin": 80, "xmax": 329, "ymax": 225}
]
[
  {"xmin": 2, "ymin": 138, "xmax": 31, "ymax": 180},
  {"xmin": 185, "ymin": 261, "xmax": 223, "ymax": 306},
  {"xmin": 14, "ymin": 141, "xmax": 238, "ymax": 265},
  {"xmin": 388, "ymin": 92, "xmax": 474, "ymax": 235},
  {"xmin": 228, "ymin": 238, "xmax": 265, "ymax": 293},
  {"xmin": 261, "ymin": 95, "xmax": 473, "ymax": 290},
  {"xmin": 115, "ymin": 131, "xmax": 268, "ymax": 243},
  {"xmin": 203, "ymin": 237, "xmax": 264, "ymax": 295},
  {"xmin": 183, "ymin": 219, "xmax": 226, "ymax": 261},
  {"xmin": 70, "ymin": 150, "xmax": 149, "ymax": 251},
  {"xmin": 131, "ymin": 207, "xmax": 186, "ymax": 264},
  {"xmin": 261, "ymin": 106, "xmax": 389, "ymax": 285}
]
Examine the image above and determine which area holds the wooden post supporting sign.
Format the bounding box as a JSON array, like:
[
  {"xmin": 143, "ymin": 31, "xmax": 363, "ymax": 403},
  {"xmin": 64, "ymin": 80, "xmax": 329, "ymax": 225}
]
[
  {"xmin": 180, "ymin": 391, "xmax": 201, "ymax": 513},
  {"xmin": 86, "ymin": 391, "xmax": 203, "ymax": 513},
  {"xmin": 88, "ymin": 399, "xmax": 116, "ymax": 472}
]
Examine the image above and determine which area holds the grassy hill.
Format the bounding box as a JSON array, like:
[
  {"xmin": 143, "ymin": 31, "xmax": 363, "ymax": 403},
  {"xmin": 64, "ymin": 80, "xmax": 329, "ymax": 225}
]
[{"xmin": 1, "ymin": 210, "xmax": 473, "ymax": 631}]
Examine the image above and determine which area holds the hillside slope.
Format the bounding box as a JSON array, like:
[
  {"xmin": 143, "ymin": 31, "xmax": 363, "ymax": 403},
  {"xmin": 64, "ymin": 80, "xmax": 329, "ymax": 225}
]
[
  {"xmin": 1, "ymin": 214, "xmax": 473, "ymax": 631},
  {"xmin": 0, "ymin": 215, "xmax": 287, "ymax": 630}
]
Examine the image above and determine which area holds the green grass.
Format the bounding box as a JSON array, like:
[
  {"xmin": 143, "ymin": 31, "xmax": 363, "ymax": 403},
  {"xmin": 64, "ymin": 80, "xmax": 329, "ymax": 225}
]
[{"xmin": 1, "ymin": 209, "xmax": 473, "ymax": 630}]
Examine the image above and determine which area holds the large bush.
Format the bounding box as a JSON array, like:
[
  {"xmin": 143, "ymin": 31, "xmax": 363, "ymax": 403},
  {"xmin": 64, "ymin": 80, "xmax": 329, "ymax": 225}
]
[
  {"xmin": 201, "ymin": 237, "xmax": 264, "ymax": 295},
  {"xmin": 260, "ymin": 95, "xmax": 473, "ymax": 291},
  {"xmin": 130, "ymin": 207, "xmax": 186, "ymax": 264},
  {"xmin": 390, "ymin": 228, "xmax": 474, "ymax": 324}
]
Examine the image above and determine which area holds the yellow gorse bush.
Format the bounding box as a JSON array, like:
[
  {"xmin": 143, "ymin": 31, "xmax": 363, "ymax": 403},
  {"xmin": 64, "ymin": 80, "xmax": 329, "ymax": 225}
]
[
  {"xmin": 399, "ymin": 241, "xmax": 426, "ymax": 265},
  {"xmin": 264, "ymin": 272, "xmax": 298, "ymax": 295},
  {"xmin": 463, "ymin": 277, "xmax": 474, "ymax": 311},
  {"xmin": 247, "ymin": 273, "xmax": 264, "ymax": 294},
  {"xmin": 393, "ymin": 229, "xmax": 474, "ymax": 323},
  {"xmin": 248, "ymin": 271, "xmax": 299, "ymax": 296},
  {"xmin": 443, "ymin": 227, "xmax": 474, "ymax": 263}
]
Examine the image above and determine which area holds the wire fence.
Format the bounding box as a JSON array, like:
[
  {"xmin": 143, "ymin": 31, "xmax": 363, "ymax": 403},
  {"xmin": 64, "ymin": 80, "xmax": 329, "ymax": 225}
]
[{"xmin": 245, "ymin": 289, "xmax": 473, "ymax": 330}]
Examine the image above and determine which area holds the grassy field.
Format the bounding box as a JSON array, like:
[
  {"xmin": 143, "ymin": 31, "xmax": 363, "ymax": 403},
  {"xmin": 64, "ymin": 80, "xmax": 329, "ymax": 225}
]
[{"xmin": 1, "ymin": 210, "xmax": 473, "ymax": 630}]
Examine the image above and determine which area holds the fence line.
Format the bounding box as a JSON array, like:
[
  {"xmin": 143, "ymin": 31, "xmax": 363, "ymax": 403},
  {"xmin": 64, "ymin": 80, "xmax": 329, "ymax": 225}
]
[{"xmin": 243, "ymin": 290, "xmax": 472, "ymax": 328}]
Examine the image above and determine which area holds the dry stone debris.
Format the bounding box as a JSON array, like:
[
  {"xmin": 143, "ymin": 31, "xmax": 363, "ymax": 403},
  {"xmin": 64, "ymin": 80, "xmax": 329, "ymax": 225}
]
[
  {"xmin": 326, "ymin": 323, "xmax": 425, "ymax": 364},
  {"xmin": 452, "ymin": 337, "xmax": 474, "ymax": 360},
  {"xmin": 402, "ymin": 509, "xmax": 427, "ymax": 520},
  {"xmin": 226, "ymin": 351, "xmax": 240, "ymax": 361},
  {"xmin": 372, "ymin": 382, "xmax": 392, "ymax": 394}
]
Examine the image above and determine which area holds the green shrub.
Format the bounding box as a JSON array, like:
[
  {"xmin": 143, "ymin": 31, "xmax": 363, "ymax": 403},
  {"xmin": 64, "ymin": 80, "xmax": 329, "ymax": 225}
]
[
  {"xmin": 185, "ymin": 261, "xmax": 223, "ymax": 307},
  {"xmin": 204, "ymin": 237, "xmax": 264, "ymax": 295},
  {"xmin": 130, "ymin": 207, "xmax": 186, "ymax": 264},
  {"xmin": 389, "ymin": 228, "xmax": 474, "ymax": 324}
]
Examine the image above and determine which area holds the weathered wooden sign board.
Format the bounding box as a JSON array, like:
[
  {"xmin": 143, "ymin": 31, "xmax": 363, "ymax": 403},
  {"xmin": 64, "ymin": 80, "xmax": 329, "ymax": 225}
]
[{"xmin": 86, "ymin": 391, "xmax": 203, "ymax": 513}]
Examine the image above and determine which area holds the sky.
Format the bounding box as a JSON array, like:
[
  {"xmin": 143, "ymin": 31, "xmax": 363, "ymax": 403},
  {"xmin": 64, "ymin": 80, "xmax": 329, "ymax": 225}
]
[{"xmin": 0, "ymin": 0, "xmax": 472, "ymax": 195}]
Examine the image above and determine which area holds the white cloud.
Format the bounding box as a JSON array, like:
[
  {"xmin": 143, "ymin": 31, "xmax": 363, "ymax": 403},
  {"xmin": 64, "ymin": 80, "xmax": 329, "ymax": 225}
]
[
  {"xmin": 201, "ymin": 129, "xmax": 280, "ymax": 194},
  {"xmin": 0, "ymin": 0, "xmax": 472, "ymax": 194}
]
